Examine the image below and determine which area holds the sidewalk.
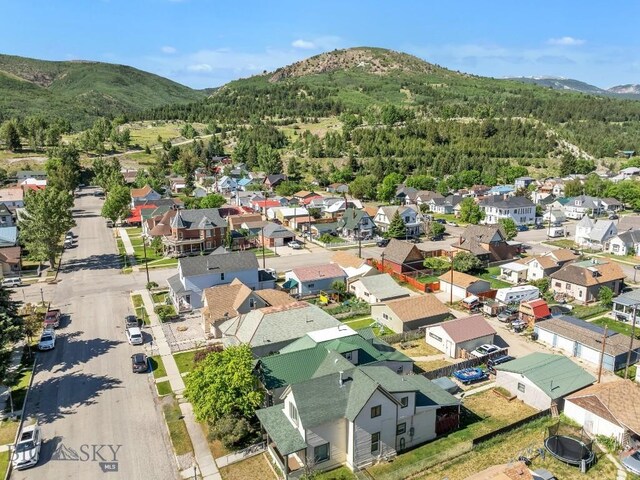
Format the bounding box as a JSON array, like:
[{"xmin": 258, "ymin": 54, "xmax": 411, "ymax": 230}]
[
  {"xmin": 136, "ymin": 289, "xmax": 221, "ymax": 480},
  {"xmin": 118, "ymin": 228, "xmax": 138, "ymax": 269},
  {"xmin": 0, "ymin": 342, "xmax": 25, "ymax": 419}
]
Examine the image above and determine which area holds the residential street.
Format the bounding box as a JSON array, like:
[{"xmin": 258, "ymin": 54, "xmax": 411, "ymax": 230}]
[{"xmin": 12, "ymin": 191, "xmax": 177, "ymax": 480}]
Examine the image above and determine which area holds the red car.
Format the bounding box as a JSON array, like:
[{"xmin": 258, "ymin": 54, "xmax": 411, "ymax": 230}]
[{"xmin": 44, "ymin": 309, "xmax": 61, "ymax": 329}]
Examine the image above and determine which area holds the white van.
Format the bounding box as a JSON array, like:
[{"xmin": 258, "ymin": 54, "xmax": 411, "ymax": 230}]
[{"xmin": 1, "ymin": 277, "xmax": 22, "ymax": 288}]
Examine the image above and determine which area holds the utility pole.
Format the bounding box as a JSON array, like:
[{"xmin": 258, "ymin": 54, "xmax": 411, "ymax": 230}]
[
  {"xmin": 449, "ymin": 252, "xmax": 454, "ymax": 305},
  {"xmin": 625, "ymin": 304, "xmax": 638, "ymax": 379},
  {"xmin": 142, "ymin": 239, "xmax": 150, "ymax": 285},
  {"xmin": 261, "ymin": 225, "xmax": 266, "ymax": 269},
  {"xmin": 597, "ymin": 326, "xmax": 608, "ymax": 383},
  {"xmin": 547, "ymin": 204, "xmax": 552, "ymax": 238},
  {"xmin": 380, "ymin": 252, "xmax": 385, "ymax": 272}
]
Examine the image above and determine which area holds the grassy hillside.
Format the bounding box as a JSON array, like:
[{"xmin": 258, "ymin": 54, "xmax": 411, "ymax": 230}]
[{"xmin": 0, "ymin": 54, "xmax": 204, "ymax": 127}]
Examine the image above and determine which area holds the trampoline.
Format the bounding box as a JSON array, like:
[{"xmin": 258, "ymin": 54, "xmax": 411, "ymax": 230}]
[{"xmin": 544, "ymin": 435, "xmax": 595, "ymax": 467}]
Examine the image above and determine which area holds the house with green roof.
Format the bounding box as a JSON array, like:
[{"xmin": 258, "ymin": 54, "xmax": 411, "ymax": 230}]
[
  {"xmin": 256, "ymin": 365, "xmax": 459, "ymax": 477},
  {"xmin": 254, "ymin": 325, "xmax": 413, "ymax": 403},
  {"xmin": 495, "ymin": 353, "xmax": 595, "ymax": 411}
]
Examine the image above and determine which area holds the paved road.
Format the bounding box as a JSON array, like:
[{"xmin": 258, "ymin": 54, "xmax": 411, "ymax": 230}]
[{"xmin": 13, "ymin": 191, "xmax": 177, "ymax": 480}]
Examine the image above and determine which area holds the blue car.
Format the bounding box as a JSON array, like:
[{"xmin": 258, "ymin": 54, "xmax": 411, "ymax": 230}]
[{"xmin": 516, "ymin": 225, "xmax": 529, "ymax": 232}]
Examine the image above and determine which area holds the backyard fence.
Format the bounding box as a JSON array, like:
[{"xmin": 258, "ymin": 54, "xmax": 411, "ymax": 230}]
[
  {"xmin": 471, "ymin": 409, "xmax": 551, "ymax": 446},
  {"xmin": 379, "ymin": 329, "xmax": 424, "ymax": 345},
  {"xmin": 417, "ymin": 348, "xmax": 509, "ymax": 380}
]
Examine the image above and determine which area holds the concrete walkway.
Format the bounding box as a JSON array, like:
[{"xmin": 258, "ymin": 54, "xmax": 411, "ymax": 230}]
[
  {"xmin": 0, "ymin": 341, "xmax": 26, "ymax": 418},
  {"xmin": 136, "ymin": 289, "xmax": 221, "ymax": 480},
  {"xmin": 118, "ymin": 228, "xmax": 138, "ymax": 268}
]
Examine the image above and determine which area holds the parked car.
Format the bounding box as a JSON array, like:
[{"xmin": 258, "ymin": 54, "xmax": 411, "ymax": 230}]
[
  {"xmin": 38, "ymin": 329, "xmax": 56, "ymax": 351},
  {"xmin": 131, "ymin": 353, "xmax": 149, "ymax": 373},
  {"xmin": 469, "ymin": 344, "xmax": 500, "ymax": 358},
  {"xmin": 105, "ymin": 219, "xmax": 114, "ymax": 228},
  {"xmin": 434, "ymin": 219, "xmax": 447, "ymax": 225},
  {"xmin": 497, "ymin": 308, "xmax": 518, "ymax": 323},
  {"xmin": 125, "ymin": 315, "xmax": 139, "ymax": 329},
  {"xmin": 446, "ymin": 221, "xmax": 458, "ymax": 226},
  {"xmin": 1, "ymin": 277, "xmax": 22, "ymax": 288},
  {"xmin": 622, "ymin": 451, "xmax": 640, "ymax": 475},
  {"xmin": 487, "ymin": 355, "xmax": 515, "ymax": 374},
  {"xmin": 66, "ymin": 231, "xmax": 74, "ymax": 239},
  {"xmin": 516, "ymin": 225, "xmax": 529, "ymax": 232},
  {"xmin": 608, "ymin": 213, "xmax": 619, "ymax": 220},
  {"xmin": 376, "ymin": 238, "xmax": 390, "ymax": 247},
  {"xmin": 408, "ymin": 236, "xmax": 421, "ymax": 243},
  {"xmin": 44, "ymin": 309, "xmax": 61, "ymax": 329},
  {"xmin": 288, "ymin": 240, "xmax": 303, "ymax": 250},
  {"xmin": 126, "ymin": 327, "xmax": 143, "ymax": 345},
  {"xmin": 64, "ymin": 238, "xmax": 73, "ymax": 249},
  {"xmin": 12, "ymin": 423, "xmax": 41, "ymax": 470}
]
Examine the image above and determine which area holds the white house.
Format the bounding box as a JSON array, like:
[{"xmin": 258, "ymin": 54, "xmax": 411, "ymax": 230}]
[
  {"xmin": 495, "ymin": 286, "xmax": 539, "ymax": 305},
  {"xmin": 284, "ymin": 264, "xmax": 347, "ymax": 296},
  {"xmin": 542, "ymin": 209, "xmax": 566, "ymax": 224},
  {"xmin": 574, "ymin": 217, "xmax": 617, "ymax": 250},
  {"xmin": 563, "ymin": 195, "xmax": 605, "ymax": 220},
  {"xmin": 608, "ymin": 229, "xmax": 640, "ymax": 256},
  {"xmin": 479, "ymin": 196, "xmax": 535, "ymax": 226},
  {"xmin": 499, "ymin": 261, "xmax": 529, "ymax": 284},
  {"xmin": 425, "ymin": 314, "xmax": 497, "ymax": 359},
  {"xmin": 374, "ymin": 206, "xmax": 421, "ymax": 237},
  {"xmin": 256, "ymin": 365, "xmax": 460, "ymax": 476},
  {"xmin": 349, "ymin": 274, "xmax": 412, "ymax": 304},
  {"xmin": 565, "ymin": 380, "xmax": 640, "ymax": 447},
  {"xmin": 437, "ymin": 271, "xmax": 491, "ymax": 301},
  {"xmin": 495, "ymin": 353, "xmax": 595, "ymax": 411}
]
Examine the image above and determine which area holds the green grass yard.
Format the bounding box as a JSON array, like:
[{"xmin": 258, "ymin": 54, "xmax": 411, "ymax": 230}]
[
  {"xmin": 0, "ymin": 418, "xmax": 19, "ymax": 445},
  {"xmin": 591, "ymin": 317, "xmax": 639, "ymax": 337},
  {"xmin": 150, "ymin": 356, "xmax": 168, "ymax": 378},
  {"xmin": 544, "ymin": 239, "xmax": 577, "ymax": 249},
  {"xmin": 342, "ymin": 317, "xmax": 389, "ymax": 336},
  {"xmin": 0, "ymin": 450, "xmax": 9, "ymax": 479},
  {"xmin": 477, "ymin": 267, "xmax": 512, "ymax": 289},
  {"xmin": 163, "ymin": 395, "xmax": 193, "ymax": 456},
  {"xmin": 173, "ymin": 350, "xmax": 198, "ymax": 375},
  {"xmin": 131, "ymin": 294, "xmax": 150, "ymax": 325},
  {"xmin": 156, "ymin": 380, "xmax": 172, "ymax": 396}
]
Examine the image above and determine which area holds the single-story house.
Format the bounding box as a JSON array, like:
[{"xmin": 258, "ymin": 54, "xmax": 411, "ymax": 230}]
[
  {"xmin": 326, "ymin": 182, "xmax": 349, "ymax": 194},
  {"xmin": 260, "ymin": 222, "xmax": 295, "ymax": 247},
  {"xmin": 612, "ymin": 288, "xmax": 640, "ymax": 323},
  {"xmin": 284, "ymin": 264, "xmax": 347, "ymax": 296},
  {"xmin": 371, "ymin": 294, "xmax": 450, "ymax": 333},
  {"xmin": 130, "ymin": 184, "xmax": 162, "ymax": 207},
  {"xmin": 425, "ymin": 314, "xmax": 496, "ymax": 359},
  {"xmin": 256, "ymin": 365, "xmax": 459, "ymax": 476},
  {"xmin": 381, "ymin": 239, "xmax": 425, "ymax": 274},
  {"xmin": 331, "ymin": 251, "xmax": 378, "ymax": 282},
  {"xmin": 565, "ymin": 379, "xmax": 640, "ymax": 447},
  {"xmin": 542, "ymin": 209, "xmax": 566, "ymax": 224},
  {"xmin": 535, "ymin": 315, "xmax": 640, "ymax": 371},
  {"xmin": 549, "ymin": 259, "xmax": 624, "ymax": 305},
  {"xmin": 0, "ymin": 246, "xmax": 21, "ymax": 279},
  {"xmin": 219, "ymin": 301, "xmax": 342, "ymax": 356},
  {"xmin": 263, "ymin": 174, "xmax": 287, "ymax": 191},
  {"xmin": 601, "ymin": 197, "xmax": 623, "ymax": 212},
  {"xmin": 437, "ymin": 271, "xmax": 491, "ymax": 302},
  {"xmin": 495, "ymin": 353, "xmax": 595, "ymax": 411},
  {"xmin": 608, "ymin": 229, "xmax": 640, "ymax": 257},
  {"xmin": 349, "ymin": 274, "xmax": 412, "ymax": 304},
  {"xmin": 499, "ymin": 261, "xmax": 529, "ymax": 284}
]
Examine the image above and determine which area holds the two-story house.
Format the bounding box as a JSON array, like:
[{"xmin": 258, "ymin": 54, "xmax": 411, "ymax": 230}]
[
  {"xmin": 167, "ymin": 250, "xmax": 275, "ymax": 312},
  {"xmin": 0, "ymin": 204, "xmax": 14, "ymax": 227},
  {"xmin": 574, "ymin": 217, "xmax": 617, "ymax": 250},
  {"xmin": 256, "ymin": 365, "xmax": 459, "ymax": 476},
  {"xmin": 216, "ymin": 176, "xmax": 238, "ymax": 193},
  {"xmin": 452, "ymin": 225, "xmax": 519, "ymax": 264},
  {"xmin": 563, "ymin": 195, "xmax": 604, "ymax": 220},
  {"xmin": 549, "ymin": 259, "xmax": 624, "ymax": 304},
  {"xmin": 514, "ymin": 176, "xmax": 535, "ymax": 190},
  {"xmin": 336, "ymin": 208, "xmax": 376, "ymax": 239},
  {"xmin": 479, "ymin": 195, "xmax": 535, "ymax": 226},
  {"xmin": 0, "ymin": 188, "xmax": 24, "ymax": 209},
  {"xmin": 374, "ymin": 206, "xmax": 421, "ymax": 237}
]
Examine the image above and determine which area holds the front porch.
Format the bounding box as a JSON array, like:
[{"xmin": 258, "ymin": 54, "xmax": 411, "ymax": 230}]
[
  {"xmin": 167, "ymin": 274, "xmax": 194, "ymax": 313},
  {"xmin": 162, "ymin": 236, "xmax": 221, "ymax": 257}
]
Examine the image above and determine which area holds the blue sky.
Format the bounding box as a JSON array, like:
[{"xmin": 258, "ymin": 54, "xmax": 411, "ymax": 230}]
[{"xmin": 2, "ymin": 0, "xmax": 639, "ymax": 89}]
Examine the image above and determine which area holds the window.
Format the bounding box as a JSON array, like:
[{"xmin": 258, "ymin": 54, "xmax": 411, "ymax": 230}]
[
  {"xmin": 400, "ymin": 396, "xmax": 409, "ymax": 408},
  {"xmin": 517, "ymin": 383, "xmax": 525, "ymax": 393},
  {"xmin": 371, "ymin": 433, "xmax": 380, "ymax": 454},
  {"xmin": 221, "ymin": 273, "xmax": 225, "ymax": 281},
  {"xmin": 344, "ymin": 351, "xmax": 352, "ymax": 361},
  {"xmin": 396, "ymin": 366, "xmax": 403, "ymax": 374},
  {"xmin": 397, "ymin": 423, "xmax": 407, "ymax": 435},
  {"xmin": 371, "ymin": 405, "xmax": 381, "ymax": 418},
  {"xmin": 289, "ymin": 402, "xmax": 298, "ymax": 426},
  {"xmin": 308, "ymin": 283, "xmax": 315, "ymax": 288},
  {"xmin": 314, "ymin": 443, "xmax": 330, "ymax": 463},
  {"xmin": 249, "ymin": 298, "xmax": 255, "ymax": 308},
  {"xmin": 429, "ymin": 332, "xmax": 442, "ymax": 342}
]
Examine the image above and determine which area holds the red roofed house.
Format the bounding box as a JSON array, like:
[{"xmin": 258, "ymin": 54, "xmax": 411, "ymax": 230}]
[
  {"xmin": 130, "ymin": 184, "xmax": 162, "ymax": 207},
  {"xmin": 284, "ymin": 263, "xmax": 347, "ymax": 295},
  {"xmin": 126, "ymin": 204, "xmax": 157, "ymax": 226},
  {"xmin": 425, "ymin": 314, "xmax": 497, "ymax": 358},
  {"xmin": 301, "ymin": 195, "xmax": 324, "ymax": 206},
  {"xmin": 519, "ymin": 299, "xmax": 551, "ymax": 327},
  {"xmin": 252, "ymin": 199, "xmax": 281, "ymax": 214}
]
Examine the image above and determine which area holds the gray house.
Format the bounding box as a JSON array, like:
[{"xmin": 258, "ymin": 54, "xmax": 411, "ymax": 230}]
[
  {"xmin": 167, "ymin": 251, "xmax": 275, "ymax": 312},
  {"xmin": 612, "ymin": 289, "xmax": 640, "ymax": 323},
  {"xmin": 284, "ymin": 263, "xmax": 347, "ymax": 296}
]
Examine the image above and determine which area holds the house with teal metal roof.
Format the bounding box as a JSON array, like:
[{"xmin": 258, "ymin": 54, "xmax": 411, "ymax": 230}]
[
  {"xmin": 495, "ymin": 352, "xmax": 595, "ymax": 411},
  {"xmin": 256, "ymin": 365, "xmax": 459, "ymax": 477}
]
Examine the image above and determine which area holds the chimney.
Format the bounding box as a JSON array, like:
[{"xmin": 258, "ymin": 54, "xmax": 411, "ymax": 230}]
[{"xmin": 339, "ymin": 371, "xmax": 344, "ymax": 387}]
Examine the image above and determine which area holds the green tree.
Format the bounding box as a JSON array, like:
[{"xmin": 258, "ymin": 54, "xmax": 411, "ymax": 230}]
[
  {"xmin": 275, "ymin": 181, "xmax": 302, "ymax": 197},
  {"xmin": 208, "ymin": 414, "xmax": 253, "ymax": 449},
  {"xmin": 429, "ymin": 221, "xmax": 446, "ymax": 239},
  {"xmin": 287, "ymin": 157, "xmax": 303, "ymax": 182},
  {"xmin": 331, "ymin": 280, "xmax": 346, "ymax": 299},
  {"xmin": 458, "ymin": 198, "xmax": 484, "ymax": 224},
  {"xmin": 348, "ymin": 175, "xmax": 378, "ymax": 200},
  {"xmin": 20, "ymin": 188, "xmax": 75, "ymax": 268},
  {"xmin": 185, "ymin": 345, "xmax": 263, "ymax": 422},
  {"xmin": 387, "ymin": 211, "xmax": 407, "ymax": 239},
  {"xmin": 92, "ymin": 158, "xmax": 124, "ymax": 192},
  {"xmin": 257, "ymin": 145, "xmax": 283, "ymax": 175},
  {"xmin": 452, "ymin": 252, "xmax": 483, "ymax": 273},
  {"xmin": 199, "ymin": 193, "xmax": 226, "ymax": 209},
  {"xmin": 564, "ymin": 179, "xmax": 583, "ymax": 197},
  {"xmin": 498, "ymin": 218, "xmax": 518, "ymax": 240},
  {"xmin": 0, "ymin": 287, "xmax": 24, "ymax": 381},
  {"xmin": 101, "ymin": 185, "xmax": 131, "ymax": 222},
  {"xmin": 0, "ymin": 121, "xmax": 21, "ymax": 152},
  {"xmin": 598, "ymin": 286, "xmax": 614, "ymax": 307},
  {"xmin": 46, "ymin": 145, "xmax": 81, "ymax": 192},
  {"xmin": 405, "ymin": 175, "xmax": 437, "ymax": 191},
  {"xmin": 423, "ymin": 256, "xmax": 450, "ymax": 273},
  {"xmin": 377, "ymin": 173, "xmax": 404, "ymax": 203}
]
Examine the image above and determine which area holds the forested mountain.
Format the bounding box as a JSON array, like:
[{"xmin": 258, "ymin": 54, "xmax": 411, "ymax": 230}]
[{"xmin": 0, "ymin": 54, "xmax": 204, "ymax": 127}]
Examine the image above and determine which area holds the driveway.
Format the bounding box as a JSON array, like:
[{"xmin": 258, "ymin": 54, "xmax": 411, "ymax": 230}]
[{"xmin": 12, "ymin": 190, "xmax": 177, "ymax": 479}]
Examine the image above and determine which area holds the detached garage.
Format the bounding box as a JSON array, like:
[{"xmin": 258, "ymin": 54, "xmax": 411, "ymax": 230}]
[
  {"xmin": 425, "ymin": 314, "xmax": 496, "ymax": 359},
  {"xmin": 372, "ymin": 294, "xmax": 450, "ymax": 333},
  {"xmin": 438, "ymin": 271, "xmax": 491, "ymax": 302}
]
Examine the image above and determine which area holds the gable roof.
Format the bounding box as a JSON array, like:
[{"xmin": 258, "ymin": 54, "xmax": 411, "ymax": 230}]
[
  {"xmin": 616, "ymin": 229, "xmax": 640, "ymax": 245},
  {"xmin": 548, "ymin": 248, "xmax": 579, "ymax": 263},
  {"xmin": 179, "ymin": 251, "xmax": 259, "ymax": 277},
  {"xmin": 331, "ymin": 251, "xmax": 366, "ymax": 270},
  {"xmin": 437, "ymin": 314, "xmax": 496, "ymax": 343},
  {"xmin": 170, "ymin": 208, "xmax": 226, "ymax": 230},
  {"xmin": 382, "ymin": 239, "xmax": 424, "ymax": 265},
  {"xmin": 0, "ymin": 227, "xmax": 17, "ymax": 246},
  {"xmin": 461, "ymin": 224, "xmax": 506, "ymax": 244},
  {"xmin": 567, "ymin": 379, "xmax": 640, "ymax": 435},
  {"xmin": 353, "ymin": 274, "xmax": 411, "ymax": 301},
  {"xmin": 495, "ymin": 353, "xmax": 595, "ymax": 399},
  {"xmin": 438, "ymin": 271, "xmax": 487, "ymax": 289},
  {"xmin": 337, "ymin": 208, "xmax": 372, "ymax": 230},
  {"xmin": 254, "ymin": 289, "xmax": 295, "ymax": 307},
  {"xmin": 479, "ymin": 195, "xmax": 535, "ymax": 209},
  {"xmin": 291, "ymin": 263, "xmax": 346, "ymax": 283},
  {"xmin": 130, "ymin": 184, "xmax": 157, "ymax": 198},
  {"xmin": 202, "ymin": 281, "xmax": 254, "ymax": 322},
  {"xmin": 384, "ymin": 294, "xmax": 449, "ymax": 322},
  {"xmin": 588, "ymin": 220, "xmax": 616, "ymax": 242},
  {"xmin": 262, "ymin": 222, "xmax": 294, "ymax": 238},
  {"xmin": 0, "ymin": 246, "xmax": 20, "ymax": 265},
  {"xmin": 549, "ymin": 259, "xmax": 624, "ymax": 286}
]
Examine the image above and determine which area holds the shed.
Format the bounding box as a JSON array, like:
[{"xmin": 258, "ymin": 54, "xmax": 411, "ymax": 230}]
[
  {"xmin": 519, "ymin": 299, "xmax": 551, "ymax": 327},
  {"xmin": 425, "ymin": 314, "xmax": 496, "ymax": 358},
  {"xmin": 437, "ymin": 271, "xmax": 491, "ymax": 301}
]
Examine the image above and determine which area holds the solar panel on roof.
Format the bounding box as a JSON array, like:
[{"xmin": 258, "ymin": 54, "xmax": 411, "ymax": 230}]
[{"xmin": 558, "ymin": 315, "xmax": 616, "ymax": 337}]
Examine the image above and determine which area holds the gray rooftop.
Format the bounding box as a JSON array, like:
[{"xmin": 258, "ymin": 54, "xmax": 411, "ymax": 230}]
[
  {"xmin": 169, "ymin": 208, "xmax": 226, "ymax": 230},
  {"xmin": 179, "ymin": 251, "xmax": 259, "ymax": 277},
  {"xmin": 352, "ymin": 274, "xmax": 412, "ymax": 301}
]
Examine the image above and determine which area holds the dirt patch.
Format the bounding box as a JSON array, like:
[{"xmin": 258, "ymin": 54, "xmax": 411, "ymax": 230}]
[
  {"xmin": 220, "ymin": 453, "xmax": 275, "ymax": 480},
  {"xmin": 392, "ymin": 342, "xmax": 440, "ymax": 357}
]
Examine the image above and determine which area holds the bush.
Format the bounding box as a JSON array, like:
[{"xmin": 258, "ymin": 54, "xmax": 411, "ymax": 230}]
[
  {"xmin": 193, "ymin": 345, "xmax": 224, "ymax": 364},
  {"xmin": 146, "ymin": 281, "xmax": 158, "ymax": 290},
  {"xmin": 207, "ymin": 414, "xmax": 253, "ymax": 448},
  {"xmin": 155, "ymin": 305, "xmax": 175, "ymax": 321}
]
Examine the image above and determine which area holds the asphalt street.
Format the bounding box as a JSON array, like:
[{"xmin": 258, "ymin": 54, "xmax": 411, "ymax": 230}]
[{"xmin": 12, "ymin": 191, "xmax": 177, "ymax": 480}]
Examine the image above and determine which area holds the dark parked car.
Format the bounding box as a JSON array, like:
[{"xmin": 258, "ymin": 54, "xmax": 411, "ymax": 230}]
[
  {"xmin": 434, "ymin": 219, "xmax": 447, "ymax": 225},
  {"xmin": 608, "ymin": 213, "xmax": 619, "ymax": 220},
  {"xmin": 131, "ymin": 353, "xmax": 148, "ymax": 373},
  {"xmin": 125, "ymin": 315, "xmax": 139, "ymax": 329},
  {"xmin": 376, "ymin": 238, "xmax": 390, "ymax": 247},
  {"xmin": 497, "ymin": 308, "xmax": 518, "ymax": 323},
  {"xmin": 516, "ymin": 225, "xmax": 529, "ymax": 232},
  {"xmin": 487, "ymin": 355, "xmax": 515, "ymax": 374}
]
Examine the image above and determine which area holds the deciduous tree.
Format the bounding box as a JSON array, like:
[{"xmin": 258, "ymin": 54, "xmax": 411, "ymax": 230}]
[
  {"xmin": 101, "ymin": 185, "xmax": 132, "ymax": 223},
  {"xmin": 0, "ymin": 121, "xmax": 21, "ymax": 152},
  {"xmin": 199, "ymin": 193, "xmax": 226, "ymax": 209},
  {"xmin": 452, "ymin": 252, "xmax": 483, "ymax": 273},
  {"xmin": 458, "ymin": 198, "xmax": 484, "ymax": 225},
  {"xmin": 46, "ymin": 145, "xmax": 81, "ymax": 192},
  {"xmin": 498, "ymin": 218, "xmax": 518, "ymax": 240}
]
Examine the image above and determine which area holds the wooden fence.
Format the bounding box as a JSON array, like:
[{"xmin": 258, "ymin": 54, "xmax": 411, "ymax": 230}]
[
  {"xmin": 379, "ymin": 329, "xmax": 424, "ymax": 345},
  {"xmin": 418, "ymin": 348, "xmax": 509, "ymax": 380},
  {"xmin": 367, "ymin": 259, "xmax": 433, "ymax": 292}
]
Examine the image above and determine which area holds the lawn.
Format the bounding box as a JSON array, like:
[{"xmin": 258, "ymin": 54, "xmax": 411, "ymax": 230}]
[
  {"xmin": 152, "ymin": 291, "xmax": 169, "ymax": 304},
  {"xmin": 0, "ymin": 450, "xmax": 9, "ymax": 479},
  {"xmin": 131, "ymin": 294, "xmax": 150, "ymax": 325},
  {"xmin": 599, "ymin": 253, "xmax": 640, "ymax": 265},
  {"xmin": 390, "ymin": 341, "xmax": 440, "ymax": 358},
  {"xmin": 413, "ymin": 417, "xmax": 617, "ymax": 480},
  {"xmin": 125, "ymin": 227, "xmax": 142, "ymax": 237},
  {"xmin": 220, "ymin": 453, "xmax": 275, "ymax": 480},
  {"xmin": 316, "ymin": 466, "xmax": 357, "ymax": 479},
  {"xmin": 6, "ymin": 358, "xmax": 35, "ymax": 413},
  {"xmin": 368, "ymin": 390, "xmax": 536, "ymax": 480},
  {"xmin": 414, "ymin": 359, "xmax": 452, "ymax": 372},
  {"xmin": 147, "ymin": 258, "xmax": 179, "ymax": 269},
  {"xmin": 432, "ymin": 213, "xmax": 466, "ymax": 225},
  {"xmin": 156, "ymin": 380, "xmax": 172, "ymax": 396},
  {"xmin": 150, "ymin": 356, "xmax": 167, "ymax": 378},
  {"xmin": 0, "ymin": 418, "xmax": 19, "ymax": 445},
  {"xmin": 342, "ymin": 317, "xmax": 389, "ymax": 335},
  {"xmin": 544, "ymin": 239, "xmax": 577, "ymax": 249},
  {"xmin": 571, "ymin": 303, "xmax": 610, "ymax": 320},
  {"xmin": 591, "ymin": 317, "xmax": 639, "ymax": 337},
  {"xmin": 201, "ymin": 422, "xmax": 231, "ymax": 459},
  {"xmin": 163, "ymin": 395, "xmax": 193, "ymax": 456},
  {"xmin": 477, "ymin": 267, "xmax": 512, "ymax": 289},
  {"xmin": 173, "ymin": 350, "xmax": 199, "ymax": 375},
  {"xmin": 416, "ymin": 275, "xmax": 442, "ymax": 284}
]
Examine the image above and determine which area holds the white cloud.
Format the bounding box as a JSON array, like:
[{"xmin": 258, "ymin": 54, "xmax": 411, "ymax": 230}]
[
  {"xmin": 161, "ymin": 46, "xmax": 177, "ymax": 54},
  {"xmin": 292, "ymin": 39, "xmax": 316, "ymax": 49},
  {"xmin": 547, "ymin": 36, "xmax": 585, "ymax": 46},
  {"xmin": 187, "ymin": 63, "xmax": 212, "ymax": 72}
]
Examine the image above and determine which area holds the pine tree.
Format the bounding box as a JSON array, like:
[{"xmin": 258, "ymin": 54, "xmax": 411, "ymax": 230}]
[{"xmin": 387, "ymin": 211, "xmax": 407, "ymax": 239}]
